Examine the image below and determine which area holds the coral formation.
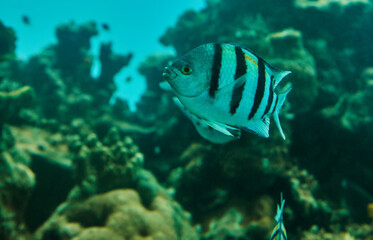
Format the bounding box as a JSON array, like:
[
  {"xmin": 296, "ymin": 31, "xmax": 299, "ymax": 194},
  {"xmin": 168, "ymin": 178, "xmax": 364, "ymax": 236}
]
[
  {"xmin": 33, "ymin": 128, "xmax": 198, "ymax": 240},
  {"xmin": 1, "ymin": 0, "xmax": 373, "ymax": 239},
  {"xmin": 0, "ymin": 86, "xmax": 35, "ymax": 125},
  {"xmin": 0, "ymin": 151, "xmax": 35, "ymax": 240},
  {"xmin": 34, "ymin": 189, "xmax": 198, "ymax": 240},
  {"xmin": 0, "ymin": 21, "xmax": 16, "ymax": 60},
  {"xmin": 19, "ymin": 21, "xmax": 133, "ymax": 124},
  {"xmin": 143, "ymin": 0, "xmax": 373, "ymax": 239},
  {"xmin": 54, "ymin": 21, "xmax": 98, "ymax": 78}
]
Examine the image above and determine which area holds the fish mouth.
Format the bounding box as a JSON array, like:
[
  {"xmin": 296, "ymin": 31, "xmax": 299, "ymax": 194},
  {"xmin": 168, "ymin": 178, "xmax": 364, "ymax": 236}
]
[{"xmin": 162, "ymin": 67, "xmax": 177, "ymax": 81}]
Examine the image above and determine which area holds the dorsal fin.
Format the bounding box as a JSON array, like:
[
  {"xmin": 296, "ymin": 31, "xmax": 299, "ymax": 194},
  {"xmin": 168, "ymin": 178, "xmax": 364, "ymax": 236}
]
[{"xmin": 228, "ymin": 43, "xmax": 291, "ymax": 89}]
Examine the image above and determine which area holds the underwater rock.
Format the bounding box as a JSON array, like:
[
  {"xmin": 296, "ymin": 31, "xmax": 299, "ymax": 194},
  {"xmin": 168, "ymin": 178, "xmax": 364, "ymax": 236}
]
[
  {"xmin": 293, "ymin": 0, "xmax": 373, "ymax": 73},
  {"xmin": 135, "ymin": 53, "xmax": 178, "ymax": 145},
  {"xmin": 339, "ymin": 86, "xmax": 373, "ymax": 134},
  {"xmin": 160, "ymin": 9, "xmax": 216, "ymax": 56},
  {"xmin": 34, "ymin": 189, "xmax": 198, "ymax": 240},
  {"xmin": 55, "ymin": 21, "xmax": 98, "ymax": 77},
  {"xmin": 166, "ymin": 139, "xmax": 283, "ymax": 235},
  {"xmin": 202, "ymin": 208, "xmax": 247, "ymax": 239},
  {"xmin": 7, "ymin": 125, "xmax": 75, "ymax": 231},
  {"xmin": 318, "ymin": 66, "xmax": 373, "ymax": 134},
  {"xmin": 0, "ymin": 86, "xmax": 35, "ymax": 125},
  {"xmin": 32, "ymin": 128, "xmax": 198, "ymax": 240},
  {"xmin": 325, "ymin": 66, "xmax": 373, "ymax": 135},
  {"xmin": 165, "ymin": 137, "xmax": 337, "ymax": 239},
  {"xmin": 98, "ymin": 42, "xmax": 132, "ymax": 86},
  {"xmin": 286, "ymin": 167, "xmax": 333, "ymax": 230},
  {"xmin": 69, "ymin": 128, "xmax": 145, "ymax": 199},
  {"xmin": 65, "ymin": 127, "xmax": 179, "ymax": 211},
  {"xmin": 294, "ymin": 0, "xmax": 369, "ymax": 11},
  {"xmin": 0, "ymin": 151, "xmax": 35, "ymax": 240},
  {"xmin": 160, "ymin": 0, "xmax": 294, "ymax": 56},
  {"xmin": 22, "ymin": 52, "xmax": 66, "ymax": 119},
  {"xmin": 291, "ymin": 109, "xmax": 373, "ymax": 224},
  {"xmin": 138, "ymin": 53, "xmax": 173, "ymax": 93},
  {"xmin": 136, "ymin": 53, "xmax": 177, "ymax": 125},
  {"xmin": 0, "ymin": 21, "xmax": 16, "ymax": 60},
  {"xmin": 201, "ymin": 205, "xmax": 272, "ymax": 240},
  {"xmin": 265, "ymin": 29, "xmax": 318, "ymax": 113},
  {"xmin": 96, "ymin": 42, "xmax": 132, "ymax": 105},
  {"xmin": 133, "ymin": 53, "xmax": 203, "ymax": 181},
  {"xmin": 17, "ymin": 21, "xmax": 134, "ymax": 126},
  {"xmin": 301, "ymin": 223, "xmax": 373, "ymax": 240}
]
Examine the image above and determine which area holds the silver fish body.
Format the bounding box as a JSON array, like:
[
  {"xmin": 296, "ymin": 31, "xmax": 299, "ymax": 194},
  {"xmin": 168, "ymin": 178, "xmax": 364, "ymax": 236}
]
[{"xmin": 162, "ymin": 43, "xmax": 291, "ymax": 143}]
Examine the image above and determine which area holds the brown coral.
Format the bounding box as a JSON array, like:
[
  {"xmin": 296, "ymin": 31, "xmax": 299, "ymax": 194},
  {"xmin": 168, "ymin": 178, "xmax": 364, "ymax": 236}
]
[{"xmin": 34, "ymin": 189, "xmax": 198, "ymax": 240}]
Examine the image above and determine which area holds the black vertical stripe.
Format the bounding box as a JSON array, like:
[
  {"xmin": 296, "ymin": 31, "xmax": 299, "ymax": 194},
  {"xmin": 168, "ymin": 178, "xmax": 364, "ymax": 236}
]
[
  {"xmin": 209, "ymin": 44, "xmax": 222, "ymax": 98},
  {"xmin": 261, "ymin": 75, "xmax": 274, "ymax": 118},
  {"xmin": 234, "ymin": 46, "xmax": 247, "ymax": 80},
  {"xmin": 229, "ymin": 46, "xmax": 247, "ymax": 115},
  {"xmin": 229, "ymin": 81, "xmax": 246, "ymax": 115},
  {"xmin": 248, "ymin": 57, "xmax": 265, "ymax": 120}
]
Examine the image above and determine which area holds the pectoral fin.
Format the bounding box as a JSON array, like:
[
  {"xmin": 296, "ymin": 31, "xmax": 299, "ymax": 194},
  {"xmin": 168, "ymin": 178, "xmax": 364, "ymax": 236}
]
[{"xmin": 159, "ymin": 81, "xmax": 173, "ymax": 91}]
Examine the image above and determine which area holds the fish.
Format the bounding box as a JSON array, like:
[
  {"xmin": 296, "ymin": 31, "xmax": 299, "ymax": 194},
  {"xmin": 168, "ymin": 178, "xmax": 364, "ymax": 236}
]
[
  {"xmin": 102, "ymin": 23, "xmax": 110, "ymax": 31},
  {"xmin": 125, "ymin": 76, "xmax": 132, "ymax": 83},
  {"xmin": 161, "ymin": 43, "xmax": 291, "ymax": 143},
  {"xmin": 22, "ymin": 15, "xmax": 30, "ymax": 25},
  {"xmin": 270, "ymin": 193, "xmax": 287, "ymax": 240}
]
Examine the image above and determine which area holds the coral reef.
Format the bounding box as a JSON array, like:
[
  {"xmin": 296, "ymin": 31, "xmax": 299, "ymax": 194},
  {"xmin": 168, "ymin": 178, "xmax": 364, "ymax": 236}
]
[
  {"xmin": 264, "ymin": 29, "xmax": 318, "ymax": 113},
  {"xmin": 54, "ymin": 21, "xmax": 98, "ymax": 79},
  {"xmin": 0, "ymin": 86, "xmax": 35, "ymax": 125},
  {"xmin": 98, "ymin": 42, "xmax": 132, "ymax": 89},
  {"xmin": 33, "ymin": 128, "xmax": 198, "ymax": 240},
  {"xmin": 19, "ymin": 21, "xmax": 133, "ymax": 124},
  {"xmin": 142, "ymin": 0, "xmax": 373, "ymax": 239},
  {"xmin": 0, "ymin": 151, "xmax": 35, "ymax": 240},
  {"xmin": 0, "ymin": 21, "xmax": 16, "ymax": 60},
  {"xmin": 34, "ymin": 189, "xmax": 198, "ymax": 240},
  {"xmin": 1, "ymin": 0, "xmax": 373, "ymax": 239}
]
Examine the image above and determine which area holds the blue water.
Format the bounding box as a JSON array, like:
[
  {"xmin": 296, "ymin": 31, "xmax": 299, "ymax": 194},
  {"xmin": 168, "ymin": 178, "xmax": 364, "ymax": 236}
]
[{"xmin": 0, "ymin": 0, "xmax": 205, "ymax": 110}]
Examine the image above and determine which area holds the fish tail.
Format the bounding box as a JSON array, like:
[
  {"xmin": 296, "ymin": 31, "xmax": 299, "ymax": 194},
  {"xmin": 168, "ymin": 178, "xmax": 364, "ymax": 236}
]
[
  {"xmin": 270, "ymin": 224, "xmax": 287, "ymax": 240},
  {"xmin": 273, "ymin": 84, "xmax": 292, "ymax": 140}
]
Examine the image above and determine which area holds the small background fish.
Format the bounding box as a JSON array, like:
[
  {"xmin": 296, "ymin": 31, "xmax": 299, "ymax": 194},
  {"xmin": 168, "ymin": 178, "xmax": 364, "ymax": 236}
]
[{"xmin": 22, "ymin": 15, "xmax": 30, "ymax": 25}]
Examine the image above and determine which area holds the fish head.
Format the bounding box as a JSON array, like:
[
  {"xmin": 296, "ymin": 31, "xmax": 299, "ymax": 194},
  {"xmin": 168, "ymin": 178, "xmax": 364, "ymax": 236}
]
[{"xmin": 163, "ymin": 45, "xmax": 213, "ymax": 97}]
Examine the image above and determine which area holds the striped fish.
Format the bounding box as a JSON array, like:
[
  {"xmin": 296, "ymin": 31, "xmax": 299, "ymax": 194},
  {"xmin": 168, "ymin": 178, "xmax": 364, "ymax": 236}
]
[
  {"xmin": 270, "ymin": 193, "xmax": 287, "ymax": 240},
  {"xmin": 162, "ymin": 43, "xmax": 291, "ymax": 143}
]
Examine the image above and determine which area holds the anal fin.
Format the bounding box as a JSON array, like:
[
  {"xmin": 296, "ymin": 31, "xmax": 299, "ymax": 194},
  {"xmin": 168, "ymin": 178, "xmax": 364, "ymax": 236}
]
[
  {"xmin": 243, "ymin": 117, "xmax": 270, "ymax": 138},
  {"xmin": 172, "ymin": 97, "xmax": 240, "ymax": 143}
]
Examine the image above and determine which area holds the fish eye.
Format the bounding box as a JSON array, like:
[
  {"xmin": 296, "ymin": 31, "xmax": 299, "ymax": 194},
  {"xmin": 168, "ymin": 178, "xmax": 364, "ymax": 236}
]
[{"xmin": 181, "ymin": 65, "xmax": 192, "ymax": 75}]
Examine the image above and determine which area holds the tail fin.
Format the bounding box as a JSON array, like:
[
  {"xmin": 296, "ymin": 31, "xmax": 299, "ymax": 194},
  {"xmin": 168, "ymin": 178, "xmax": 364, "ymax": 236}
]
[
  {"xmin": 273, "ymin": 84, "xmax": 292, "ymax": 140},
  {"xmin": 270, "ymin": 193, "xmax": 287, "ymax": 240}
]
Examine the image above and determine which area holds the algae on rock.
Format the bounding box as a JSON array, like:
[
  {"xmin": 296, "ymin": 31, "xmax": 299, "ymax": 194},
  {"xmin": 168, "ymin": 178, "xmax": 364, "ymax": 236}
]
[
  {"xmin": 0, "ymin": 152, "xmax": 35, "ymax": 240},
  {"xmin": 34, "ymin": 189, "xmax": 198, "ymax": 240},
  {"xmin": 0, "ymin": 86, "xmax": 35, "ymax": 125},
  {"xmin": 33, "ymin": 128, "xmax": 199, "ymax": 240}
]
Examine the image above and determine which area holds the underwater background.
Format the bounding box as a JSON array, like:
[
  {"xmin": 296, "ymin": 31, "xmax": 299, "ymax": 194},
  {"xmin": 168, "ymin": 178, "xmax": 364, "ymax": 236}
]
[{"xmin": 0, "ymin": 0, "xmax": 373, "ymax": 239}]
